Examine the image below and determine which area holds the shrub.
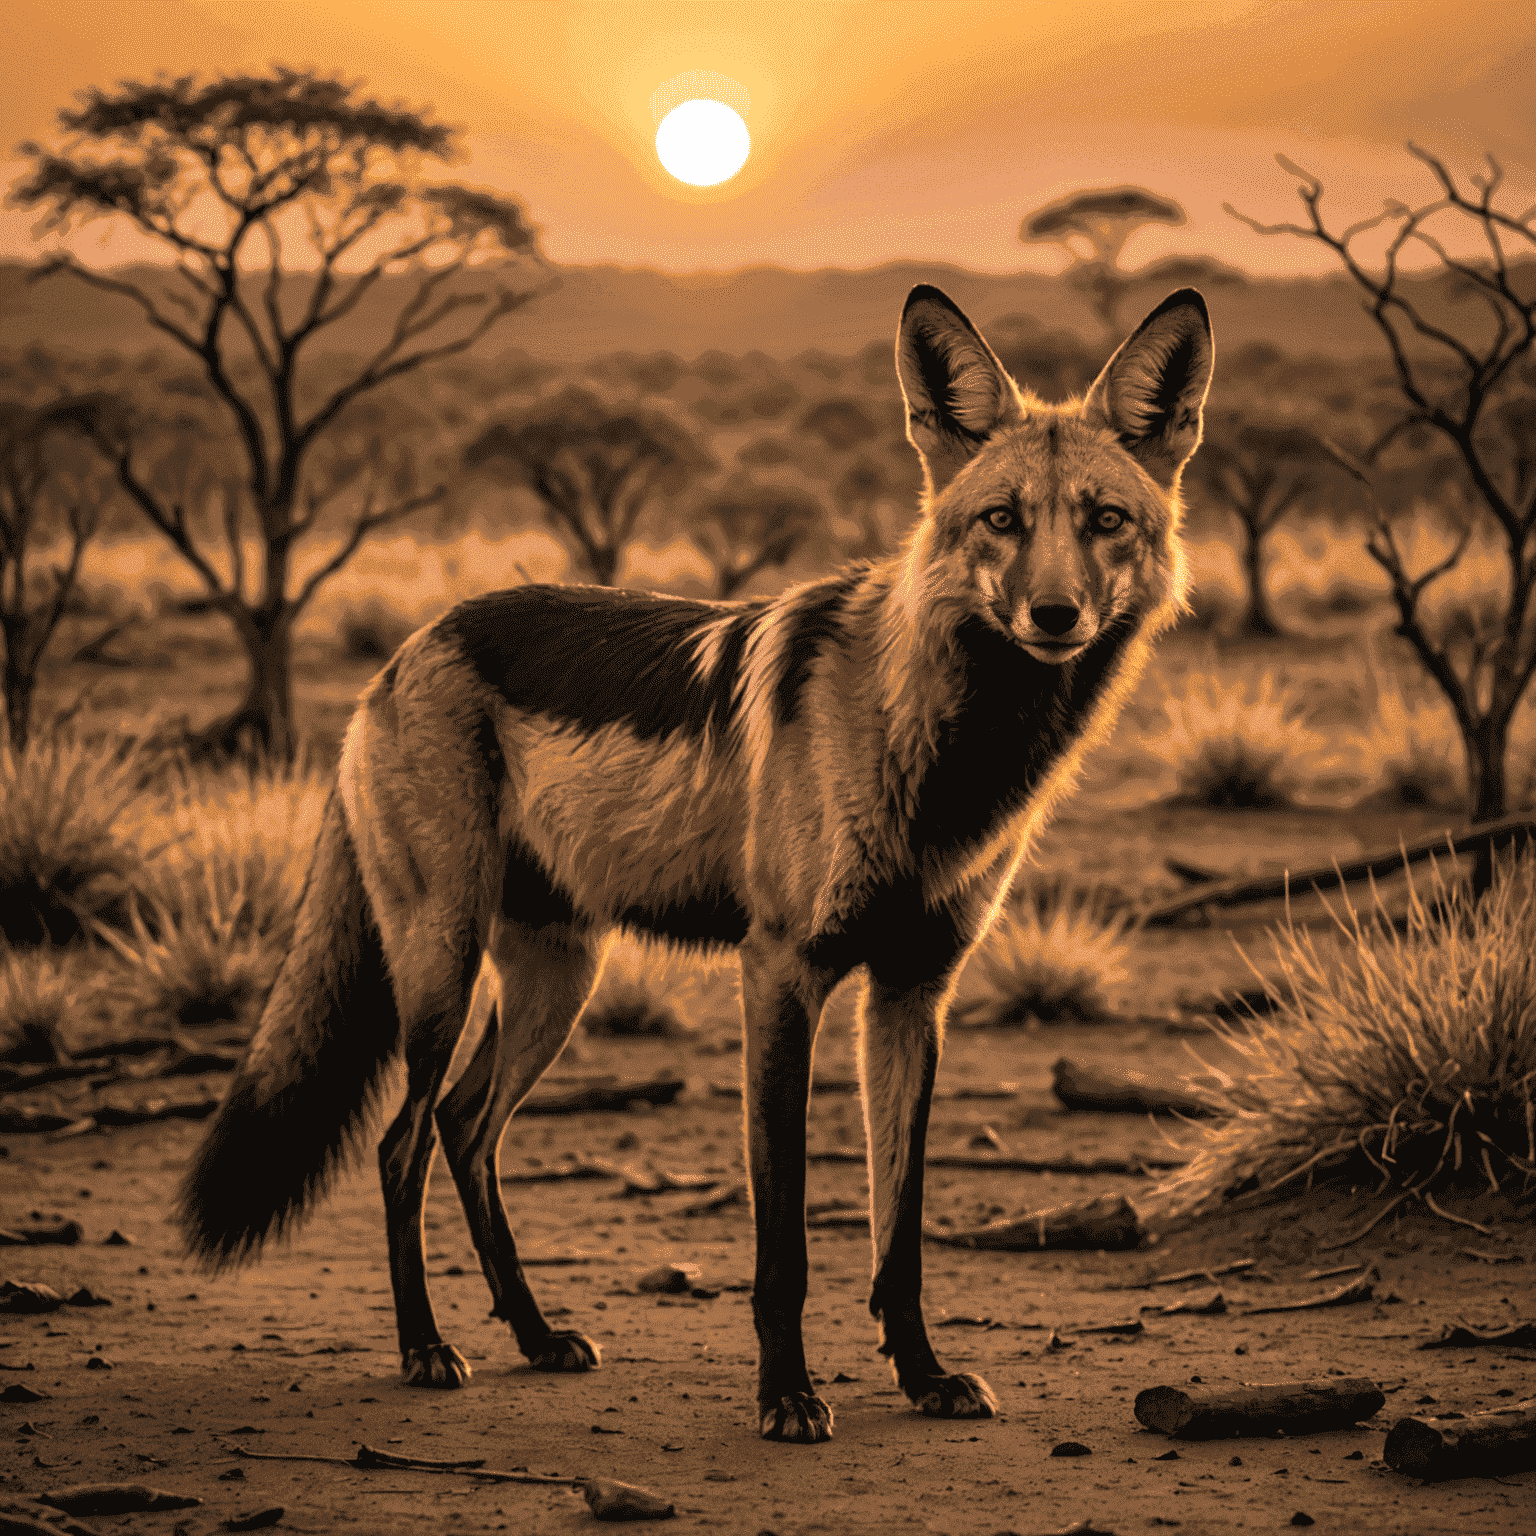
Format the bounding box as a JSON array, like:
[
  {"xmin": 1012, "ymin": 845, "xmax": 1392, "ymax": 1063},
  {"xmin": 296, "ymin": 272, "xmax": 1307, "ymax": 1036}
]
[
  {"xmin": 580, "ymin": 934, "xmax": 738, "ymax": 1039},
  {"xmin": 949, "ymin": 884, "xmax": 1136, "ymax": 1027},
  {"xmin": 1357, "ymin": 647, "xmax": 1466, "ymax": 809},
  {"xmin": 140, "ymin": 753, "xmax": 329, "ymax": 949},
  {"xmin": 0, "ymin": 733, "xmax": 152, "ymax": 945},
  {"xmin": 1151, "ymin": 849, "xmax": 1536, "ymax": 1218},
  {"xmin": 1148, "ymin": 668, "xmax": 1343, "ymax": 808},
  {"xmin": 100, "ymin": 897, "xmax": 281, "ymax": 1037},
  {"xmin": 0, "ymin": 949, "xmax": 83, "ymax": 1061},
  {"xmin": 337, "ymin": 597, "xmax": 415, "ymax": 662}
]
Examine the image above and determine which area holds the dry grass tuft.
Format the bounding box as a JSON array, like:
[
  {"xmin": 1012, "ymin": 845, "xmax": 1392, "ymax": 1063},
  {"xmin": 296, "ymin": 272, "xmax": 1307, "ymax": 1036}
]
[
  {"xmin": 1355, "ymin": 645, "xmax": 1467, "ymax": 810},
  {"xmin": 337, "ymin": 597, "xmax": 417, "ymax": 663},
  {"xmin": 580, "ymin": 934, "xmax": 739, "ymax": 1039},
  {"xmin": 1151, "ymin": 848, "xmax": 1536, "ymax": 1218},
  {"xmin": 0, "ymin": 949, "xmax": 85, "ymax": 1062},
  {"xmin": 1148, "ymin": 668, "xmax": 1344, "ymax": 808},
  {"xmin": 950, "ymin": 884, "xmax": 1136, "ymax": 1028},
  {"xmin": 0, "ymin": 734, "xmax": 153, "ymax": 946}
]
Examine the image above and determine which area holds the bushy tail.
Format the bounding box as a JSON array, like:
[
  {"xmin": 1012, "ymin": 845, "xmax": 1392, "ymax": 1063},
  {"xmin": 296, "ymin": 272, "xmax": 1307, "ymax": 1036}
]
[{"xmin": 178, "ymin": 787, "xmax": 401, "ymax": 1269}]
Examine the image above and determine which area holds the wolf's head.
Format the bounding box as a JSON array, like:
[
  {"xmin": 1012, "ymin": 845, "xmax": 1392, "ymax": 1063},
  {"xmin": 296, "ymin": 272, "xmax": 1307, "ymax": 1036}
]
[{"xmin": 894, "ymin": 284, "xmax": 1212, "ymax": 663}]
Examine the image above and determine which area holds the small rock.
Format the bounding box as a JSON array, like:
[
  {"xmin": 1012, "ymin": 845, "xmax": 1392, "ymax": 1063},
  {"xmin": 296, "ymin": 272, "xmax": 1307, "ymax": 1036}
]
[
  {"xmin": 102, "ymin": 1230, "xmax": 136, "ymax": 1246},
  {"xmin": 702, "ymin": 1471, "xmax": 735, "ymax": 1482},
  {"xmin": 1153, "ymin": 1449, "xmax": 1180, "ymax": 1461},
  {"xmin": 1344, "ymin": 1450, "xmax": 1363, "ymax": 1460},
  {"xmin": 831, "ymin": 1372, "xmax": 859, "ymax": 1383},
  {"xmin": 38, "ymin": 1484, "xmax": 203, "ymax": 1515},
  {"xmin": 67, "ymin": 1288, "xmax": 112, "ymax": 1308},
  {"xmin": 223, "ymin": 1508, "xmax": 285, "ymax": 1531},
  {"xmin": 84, "ymin": 1357, "xmax": 113, "ymax": 1371},
  {"xmin": 0, "ymin": 1281, "xmax": 64, "ymax": 1314},
  {"xmin": 636, "ymin": 1264, "xmax": 699, "ymax": 1295},
  {"xmin": 1, "ymin": 1383, "xmax": 50, "ymax": 1403},
  {"xmin": 1229, "ymin": 1456, "xmax": 1243, "ymax": 1466},
  {"xmin": 1291, "ymin": 1515, "xmax": 1314, "ymax": 1528},
  {"xmin": 218, "ymin": 1469, "xmax": 246, "ymax": 1481},
  {"xmin": 574, "ymin": 1475, "xmax": 675, "ymax": 1520},
  {"xmin": 1051, "ymin": 1441, "xmax": 1092, "ymax": 1457}
]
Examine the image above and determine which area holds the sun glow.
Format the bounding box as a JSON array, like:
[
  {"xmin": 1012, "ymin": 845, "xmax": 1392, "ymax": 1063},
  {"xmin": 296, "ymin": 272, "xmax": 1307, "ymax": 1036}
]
[{"xmin": 654, "ymin": 99, "xmax": 751, "ymax": 187}]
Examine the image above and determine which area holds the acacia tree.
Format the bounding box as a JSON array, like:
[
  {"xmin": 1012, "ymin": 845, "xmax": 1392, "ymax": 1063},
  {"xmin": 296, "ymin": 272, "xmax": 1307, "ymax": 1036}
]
[
  {"xmin": 464, "ymin": 386, "xmax": 714, "ymax": 585},
  {"xmin": 1191, "ymin": 414, "xmax": 1328, "ymax": 636},
  {"xmin": 688, "ymin": 475, "xmax": 824, "ymax": 598},
  {"xmin": 11, "ymin": 67, "xmax": 547, "ymax": 757},
  {"xmin": 1021, "ymin": 186, "xmax": 1186, "ymax": 335},
  {"xmin": 1230, "ymin": 145, "xmax": 1536, "ymax": 820},
  {"xmin": 0, "ymin": 399, "xmax": 111, "ymax": 751}
]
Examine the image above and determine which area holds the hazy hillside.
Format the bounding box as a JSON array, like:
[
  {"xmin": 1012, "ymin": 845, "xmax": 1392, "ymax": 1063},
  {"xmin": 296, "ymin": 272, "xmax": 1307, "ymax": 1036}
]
[{"xmin": 3, "ymin": 256, "xmax": 1528, "ymax": 366}]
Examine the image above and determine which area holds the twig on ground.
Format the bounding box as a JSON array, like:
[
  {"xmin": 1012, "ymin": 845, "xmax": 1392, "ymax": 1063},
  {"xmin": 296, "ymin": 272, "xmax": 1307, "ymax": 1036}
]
[
  {"xmin": 1422, "ymin": 1191, "xmax": 1493, "ymax": 1235},
  {"xmin": 1317, "ymin": 1190, "xmax": 1415, "ymax": 1251},
  {"xmin": 1240, "ymin": 1272, "xmax": 1375, "ymax": 1316}
]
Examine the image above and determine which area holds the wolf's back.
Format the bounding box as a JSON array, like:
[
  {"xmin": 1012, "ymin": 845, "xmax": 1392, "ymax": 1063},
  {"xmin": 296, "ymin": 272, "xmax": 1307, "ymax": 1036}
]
[{"xmin": 178, "ymin": 787, "xmax": 401, "ymax": 1268}]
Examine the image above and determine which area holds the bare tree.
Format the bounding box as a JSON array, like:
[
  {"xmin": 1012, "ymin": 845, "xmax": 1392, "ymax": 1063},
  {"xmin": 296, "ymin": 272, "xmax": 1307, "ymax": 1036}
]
[
  {"xmin": 1022, "ymin": 186, "xmax": 1186, "ymax": 335},
  {"xmin": 689, "ymin": 475, "xmax": 824, "ymax": 598},
  {"xmin": 0, "ymin": 400, "xmax": 107, "ymax": 751},
  {"xmin": 465, "ymin": 386, "xmax": 714, "ymax": 585},
  {"xmin": 12, "ymin": 67, "xmax": 547, "ymax": 757},
  {"xmin": 1229, "ymin": 145, "xmax": 1536, "ymax": 820},
  {"xmin": 1191, "ymin": 413, "xmax": 1328, "ymax": 636}
]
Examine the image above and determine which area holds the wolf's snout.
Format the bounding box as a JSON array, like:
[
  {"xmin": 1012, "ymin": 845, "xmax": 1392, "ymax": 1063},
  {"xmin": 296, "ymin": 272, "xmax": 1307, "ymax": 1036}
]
[{"xmin": 1028, "ymin": 598, "xmax": 1080, "ymax": 637}]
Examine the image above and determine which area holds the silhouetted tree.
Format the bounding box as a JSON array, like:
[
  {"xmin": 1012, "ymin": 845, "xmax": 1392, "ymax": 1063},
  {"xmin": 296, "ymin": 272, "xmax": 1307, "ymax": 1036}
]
[
  {"xmin": 0, "ymin": 398, "xmax": 113, "ymax": 750},
  {"xmin": 1191, "ymin": 413, "xmax": 1328, "ymax": 636},
  {"xmin": 1231, "ymin": 144, "xmax": 1536, "ymax": 819},
  {"xmin": 688, "ymin": 475, "xmax": 824, "ymax": 598},
  {"xmin": 13, "ymin": 66, "xmax": 546, "ymax": 757},
  {"xmin": 465, "ymin": 387, "xmax": 714, "ymax": 585},
  {"xmin": 1021, "ymin": 186, "xmax": 1185, "ymax": 334}
]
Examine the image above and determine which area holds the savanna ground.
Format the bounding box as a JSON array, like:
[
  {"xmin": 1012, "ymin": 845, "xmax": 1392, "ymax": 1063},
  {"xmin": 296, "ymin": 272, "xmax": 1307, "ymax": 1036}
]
[{"xmin": 3, "ymin": 525, "xmax": 1535, "ymax": 1536}]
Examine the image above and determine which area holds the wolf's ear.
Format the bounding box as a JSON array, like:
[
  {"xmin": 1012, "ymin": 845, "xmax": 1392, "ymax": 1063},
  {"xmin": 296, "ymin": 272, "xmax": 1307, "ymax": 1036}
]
[
  {"xmin": 1083, "ymin": 288, "xmax": 1213, "ymax": 490},
  {"xmin": 897, "ymin": 285, "xmax": 1021, "ymax": 496}
]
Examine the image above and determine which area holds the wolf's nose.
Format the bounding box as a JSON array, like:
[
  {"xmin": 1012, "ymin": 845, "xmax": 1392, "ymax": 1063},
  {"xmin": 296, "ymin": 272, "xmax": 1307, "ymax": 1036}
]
[{"xmin": 1030, "ymin": 600, "xmax": 1080, "ymax": 637}]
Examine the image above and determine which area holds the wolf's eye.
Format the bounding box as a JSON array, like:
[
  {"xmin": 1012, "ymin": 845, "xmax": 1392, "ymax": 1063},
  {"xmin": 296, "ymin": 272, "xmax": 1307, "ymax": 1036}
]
[
  {"xmin": 1096, "ymin": 508, "xmax": 1126, "ymax": 532},
  {"xmin": 987, "ymin": 509, "xmax": 1014, "ymax": 532}
]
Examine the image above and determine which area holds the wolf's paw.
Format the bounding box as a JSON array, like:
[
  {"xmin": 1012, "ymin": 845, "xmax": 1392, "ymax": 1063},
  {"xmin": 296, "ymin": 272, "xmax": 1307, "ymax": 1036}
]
[
  {"xmin": 760, "ymin": 1391, "xmax": 834, "ymax": 1443},
  {"xmin": 529, "ymin": 1330, "xmax": 601, "ymax": 1372},
  {"xmin": 908, "ymin": 1371, "xmax": 997, "ymax": 1419},
  {"xmin": 401, "ymin": 1343, "xmax": 472, "ymax": 1388}
]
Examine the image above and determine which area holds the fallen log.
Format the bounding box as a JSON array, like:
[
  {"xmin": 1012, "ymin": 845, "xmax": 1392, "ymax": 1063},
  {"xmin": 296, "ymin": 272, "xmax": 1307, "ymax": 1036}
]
[
  {"xmin": 0, "ymin": 1220, "xmax": 82, "ymax": 1246},
  {"xmin": 1134, "ymin": 1377, "xmax": 1385, "ymax": 1439},
  {"xmin": 1418, "ymin": 1322, "xmax": 1536, "ymax": 1350},
  {"xmin": 1051, "ymin": 1057, "xmax": 1218, "ymax": 1117},
  {"xmin": 923, "ymin": 1192, "xmax": 1144, "ymax": 1252},
  {"xmin": 1143, "ymin": 813, "xmax": 1536, "ymax": 927},
  {"xmin": 520, "ymin": 1078, "xmax": 684, "ymax": 1115},
  {"xmin": 1383, "ymin": 1398, "xmax": 1536, "ymax": 1480},
  {"xmin": 807, "ymin": 1148, "xmax": 1184, "ymax": 1176}
]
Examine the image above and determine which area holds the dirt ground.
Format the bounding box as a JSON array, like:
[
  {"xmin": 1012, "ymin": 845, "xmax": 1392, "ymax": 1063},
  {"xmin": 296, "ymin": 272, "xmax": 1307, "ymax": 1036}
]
[{"xmin": 4, "ymin": 1002, "xmax": 1534, "ymax": 1536}]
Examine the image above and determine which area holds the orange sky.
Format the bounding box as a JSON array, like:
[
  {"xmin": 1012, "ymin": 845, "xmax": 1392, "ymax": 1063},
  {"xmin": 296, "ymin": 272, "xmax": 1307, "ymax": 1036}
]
[{"xmin": 7, "ymin": 0, "xmax": 1536, "ymax": 276}]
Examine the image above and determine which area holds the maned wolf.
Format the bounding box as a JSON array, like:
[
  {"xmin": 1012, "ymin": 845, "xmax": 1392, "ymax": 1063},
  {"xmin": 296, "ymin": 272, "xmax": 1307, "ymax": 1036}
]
[{"xmin": 180, "ymin": 283, "xmax": 1211, "ymax": 1443}]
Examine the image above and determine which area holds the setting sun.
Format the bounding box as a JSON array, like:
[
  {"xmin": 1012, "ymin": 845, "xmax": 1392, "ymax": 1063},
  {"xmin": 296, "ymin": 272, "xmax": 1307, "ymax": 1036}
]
[{"xmin": 654, "ymin": 98, "xmax": 751, "ymax": 187}]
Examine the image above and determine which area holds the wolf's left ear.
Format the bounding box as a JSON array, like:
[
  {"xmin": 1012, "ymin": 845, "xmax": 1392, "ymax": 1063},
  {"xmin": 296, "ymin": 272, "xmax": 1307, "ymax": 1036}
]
[
  {"xmin": 1084, "ymin": 288, "xmax": 1213, "ymax": 490},
  {"xmin": 897, "ymin": 285, "xmax": 1021, "ymax": 495}
]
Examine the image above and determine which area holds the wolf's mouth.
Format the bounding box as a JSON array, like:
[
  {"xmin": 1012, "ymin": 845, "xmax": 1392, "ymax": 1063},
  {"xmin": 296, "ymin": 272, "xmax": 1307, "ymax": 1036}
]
[{"xmin": 1019, "ymin": 637, "xmax": 1087, "ymax": 662}]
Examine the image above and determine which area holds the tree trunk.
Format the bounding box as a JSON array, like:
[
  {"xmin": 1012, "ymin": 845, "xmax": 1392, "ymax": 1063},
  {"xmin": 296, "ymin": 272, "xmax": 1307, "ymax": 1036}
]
[
  {"xmin": 1467, "ymin": 710, "xmax": 1510, "ymax": 825},
  {"xmin": 1238, "ymin": 517, "xmax": 1282, "ymax": 636},
  {"xmin": 4, "ymin": 653, "xmax": 35, "ymax": 755},
  {"xmin": 588, "ymin": 545, "xmax": 618, "ymax": 586},
  {"xmin": 192, "ymin": 605, "xmax": 296, "ymax": 761}
]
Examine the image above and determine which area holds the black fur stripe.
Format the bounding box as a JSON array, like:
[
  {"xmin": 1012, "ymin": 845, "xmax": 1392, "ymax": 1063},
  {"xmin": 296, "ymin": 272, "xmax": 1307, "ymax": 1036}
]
[
  {"xmin": 441, "ymin": 586, "xmax": 765, "ymax": 745},
  {"xmin": 772, "ymin": 573, "xmax": 859, "ymax": 726}
]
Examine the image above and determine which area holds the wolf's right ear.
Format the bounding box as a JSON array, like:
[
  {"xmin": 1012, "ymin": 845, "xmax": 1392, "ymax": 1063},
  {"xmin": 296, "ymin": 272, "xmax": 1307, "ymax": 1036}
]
[
  {"xmin": 897, "ymin": 285, "xmax": 1021, "ymax": 496},
  {"xmin": 1084, "ymin": 288, "xmax": 1214, "ymax": 490}
]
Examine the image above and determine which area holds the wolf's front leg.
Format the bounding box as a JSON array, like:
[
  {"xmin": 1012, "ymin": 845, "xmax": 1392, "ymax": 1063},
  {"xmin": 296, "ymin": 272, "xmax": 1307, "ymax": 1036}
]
[
  {"xmin": 741, "ymin": 936, "xmax": 832, "ymax": 1443},
  {"xmin": 859, "ymin": 971, "xmax": 998, "ymax": 1420}
]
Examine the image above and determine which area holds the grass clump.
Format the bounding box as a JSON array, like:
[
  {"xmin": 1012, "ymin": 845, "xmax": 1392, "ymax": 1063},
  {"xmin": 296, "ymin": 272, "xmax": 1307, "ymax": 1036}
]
[
  {"xmin": 0, "ymin": 733, "xmax": 154, "ymax": 946},
  {"xmin": 0, "ymin": 949, "xmax": 87, "ymax": 1062},
  {"xmin": 1149, "ymin": 668, "xmax": 1341, "ymax": 808},
  {"xmin": 581, "ymin": 934, "xmax": 739, "ymax": 1039},
  {"xmin": 950, "ymin": 884, "xmax": 1136, "ymax": 1028},
  {"xmin": 1356, "ymin": 646, "xmax": 1466, "ymax": 810},
  {"xmin": 1153, "ymin": 849, "xmax": 1536, "ymax": 1219}
]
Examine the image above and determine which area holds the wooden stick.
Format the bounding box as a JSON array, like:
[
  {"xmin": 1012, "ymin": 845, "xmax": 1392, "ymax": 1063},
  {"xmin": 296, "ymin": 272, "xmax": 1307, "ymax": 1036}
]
[
  {"xmin": 1240, "ymin": 1273, "xmax": 1374, "ymax": 1316},
  {"xmin": 924, "ymin": 1193, "xmax": 1144, "ymax": 1252},
  {"xmin": 1384, "ymin": 1399, "xmax": 1536, "ymax": 1480},
  {"xmin": 807, "ymin": 1148, "xmax": 1184, "ymax": 1175},
  {"xmin": 1051, "ymin": 1057, "xmax": 1217, "ymax": 1117},
  {"xmin": 1317, "ymin": 1190, "xmax": 1415, "ymax": 1251},
  {"xmin": 1422, "ymin": 1191, "xmax": 1493, "ymax": 1234},
  {"xmin": 1135, "ymin": 1377, "xmax": 1385, "ymax": 1439},
  {"xmin": 1142, "ymin": 813, "xmax": 1536, "ymax": 928}
]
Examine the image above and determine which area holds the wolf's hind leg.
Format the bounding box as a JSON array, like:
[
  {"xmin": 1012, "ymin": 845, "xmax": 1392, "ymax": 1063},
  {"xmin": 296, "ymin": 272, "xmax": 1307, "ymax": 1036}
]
[
  {"xmin": 380, "ymin": 977, "xmax": 481, "ymax": 1389},
  {"xmin": 436, "ymin": 917, "xmax": 603, "ymax": 1372},
  {"xmin": 860, "ymin": 973, "xmax": 997, "ymax": 1421}
]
